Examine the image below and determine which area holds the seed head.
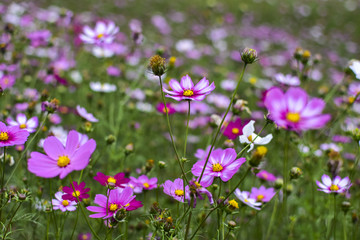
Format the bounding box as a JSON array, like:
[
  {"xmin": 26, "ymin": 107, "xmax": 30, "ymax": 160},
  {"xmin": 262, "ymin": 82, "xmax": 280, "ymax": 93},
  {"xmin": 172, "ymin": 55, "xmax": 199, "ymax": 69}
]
[{"xmin": 148, "ymin": 55, "xmax": 166, "ymax": 76}]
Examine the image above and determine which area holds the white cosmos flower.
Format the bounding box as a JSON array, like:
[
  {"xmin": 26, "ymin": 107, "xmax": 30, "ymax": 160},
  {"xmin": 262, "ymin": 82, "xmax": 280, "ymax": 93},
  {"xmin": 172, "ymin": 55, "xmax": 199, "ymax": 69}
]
[
  {"xmin": 234, "ymin": 189, "xmax": 262, "ymax": 210},
  {"xmin": 90, "ymin": 82, "xmax": 117, "ymax": 93},
  {"xmin": 349, "ymin": 60, "xmax": 360, "ymax": 79},
  {"xmin": 239, "ymin": 120, "xmax": 273, "ymax": 152}
]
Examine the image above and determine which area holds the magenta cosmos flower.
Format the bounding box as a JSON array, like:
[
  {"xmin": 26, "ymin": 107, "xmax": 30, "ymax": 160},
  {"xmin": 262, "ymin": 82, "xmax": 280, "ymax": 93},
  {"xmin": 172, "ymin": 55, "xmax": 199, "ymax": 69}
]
[
  {"xmin": 264, "ymin": 87, "xmax": 331, "ymax": 131},
  {"xmin": 28, "ymin": 130, "xmax": 96, "ymax": 179},
  {"xmin": 156, "ymin": 103, "xmax": 176, "ymax": 115},
  {"xmin": 163, "ymin": 75, "xmax": 215, "ymax": 101},
  {"xmin": 0, "ymin": 74, "xmax": 16, "ymax": 89},
  {"xmin": 250, "ymin": 186, "xmax": 276, "ymax": 202},
  {"xmin": 87, "ymin": 187, "xmax": 142, "ymax": 219},
  {"xmin": 7, "ymin": 113, "xmax": 38, "ymax": 133},
  {"xmin": 0, "ymin": 121, "xmax": 29, "ymax": 147},
  {"xmin": 93, "ymin": 172, "xmax": 130, "ymax": 188},
  {"xmin": 63, "ymin": 181, "xmax": 90, "ymax": 202},
  {"xmin": 256, "ymin": 170, "xmax": 277, "ymax": 182},
  {"xmin": 191, "ymin": 148, "xmax": 246, "ymax": 187},
  {"xmin": 52, "ymin": 191, "xmax": 77, "ymax": 212},
  {"xmin": 316, "ymin": 174, "xmax": 351, "ymax": 194},
  {"xmin": 129, "ymin": 175, "xmax": 157, "ymax": 193},
  {"xmin": 162, "ymin": 178, "xmax": 189, "ymax": 203},
  {"xmin": 222, "ymin": 118, "xmax": 248, "ymax": 140}
]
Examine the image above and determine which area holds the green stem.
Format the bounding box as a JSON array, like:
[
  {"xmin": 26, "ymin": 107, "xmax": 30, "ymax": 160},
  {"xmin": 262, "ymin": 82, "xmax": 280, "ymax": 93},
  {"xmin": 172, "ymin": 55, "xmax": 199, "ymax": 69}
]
[
  {"xmin": 198, "ymin": 64, "xmax": 247, "ymax": 183},
  {"xmin": 106, "ymin": 189, "xmax": 111, "ymax": 239},
  {"xmin": 69, "ymin": 207, "xmax": 79, "ymax": 240},
  {"xmin": 184, "ymin": 100, "xmax": 191, "ymax": 157},
  {"xmin": 2, "ymin": 202, "xmax": 22, "ymax": 239},
  {"xmin": 5, "ymin": 113, "xmax": 48, "ymax": 187},
  {"xmin": 350, "ymin": 145, "xmax": 360, "ymax": 180},
  {"xmin": 283, "ymin": 131, "xmax": 289, "ymax": 221},
  {"xmin": 333, "ymin": 194, "xmax": 336, "ymax": 240},
  {"xmin": 158, "ymin": 75, "xmax": 188, "ymax": 184},
  {"xmin": 48, "ymin": 180, "xmax": 59, "ymax": 239},
  {"xmin": 184, "ymin": 197, "xmax": 194, "ymax": 240},
  {"xmin": 0, "ymin": 146, "xmax": 6, "ymax": 220},
  {"xmin": 265, "ymin": 197, "xmax": 278, "ymax": 240},
  {"xmin": 344, "ymin": 212, "xmax": 347, "ymax": 240}
]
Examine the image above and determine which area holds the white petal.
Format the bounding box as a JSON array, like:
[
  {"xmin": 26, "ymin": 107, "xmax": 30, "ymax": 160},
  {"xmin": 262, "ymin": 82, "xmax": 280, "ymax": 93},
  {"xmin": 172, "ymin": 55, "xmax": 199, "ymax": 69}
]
[{"xmin": 242, "ymin": 120, "xmax": 255, "ymax": 136}]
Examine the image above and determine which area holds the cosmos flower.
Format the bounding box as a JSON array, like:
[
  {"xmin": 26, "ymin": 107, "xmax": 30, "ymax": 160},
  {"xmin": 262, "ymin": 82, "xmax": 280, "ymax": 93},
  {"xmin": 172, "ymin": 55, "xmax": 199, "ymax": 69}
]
[
  {"xmin": 191, "ymin": 148, "xmax": 246, "ymax": 187},
  {"xmin": 0, "ymin": 74, "xmax": 16, "ymax": 89},
  {"xmin": 234, "ymin": 189, "xmax": 262, "ymax": 210},
  {"xmin": 156, "ymin": 103, "xmax": 176, "ymax": 115},
  {"xmin": 274, "ymin": 73, "xmax": 300, "ymax": 86},
  {"xmin": 256, "ymin": 170, "xmax": 277, "ymax": 182},
  {"xmin": 52, "ymin": 191, "xmax": 77, "ymax": 212},
  {"xmin": 163, "ymin": 75, "xmax": 215, "ymax": 101},
  {"xmin": 62, "ymin": 181, "xmax": 90, "ymax": 202},
  {"xmin": 0, "ymin": 121, "xmax": 29, "ymax": 147},
  {"xmin": 28, "ymin": 130, "xmax": 96, "ymax": 179},
  {"xmin": 186, "ymin": 180, "xmax": 214, "ymax": 208},
  {"xmin": 26, "ymin": 30, "xmax": 52, "ymax": 47},
  {"xmin": 316, "ymin": 174, "xmax": 351, "ymax": 194},
  {"xmin": 7, "ymin": 113, "xmax": 38, "ymax": 133},
  {"xmin": 80, "ymin": 21, "xmax": 119, "ymax": 45},
  {"xmin": 93, "ymin": 172, "xmax": 130, "ymax": 188},
  {"xmin": 222, "ymin": 118, "xmax": 248, "ymax": 140},
  {"xmin": 239, "ymin": 120, "xmax": 273, "ymax": 152},
  {"xmin": 129, "ymin": 175, "xmax": 157, "ymax": 193},
  {"xmin": 250, "ymin": 186, "xmax": 276, "ymax": 203},
  {"xmin": 349, "ymin": 59, "xmax": 360, "ymax": 79},
  {"xmin": 162, "ymin": 178, "xmax": 189, "ymax": 203},
  {"xmin": 86, "ymin": 187, "xmax": 142, "ymax": 219},
  {"xmin": 76, "ymin": 105, "xmax": 99, "ymax": 122},
  {"xmin": 90, "ymin": 82, "xmax": 117, "ymax": 93},
  {"xmin": 264, "ymin": 87, "xmax": 331, "ymax": 131}
]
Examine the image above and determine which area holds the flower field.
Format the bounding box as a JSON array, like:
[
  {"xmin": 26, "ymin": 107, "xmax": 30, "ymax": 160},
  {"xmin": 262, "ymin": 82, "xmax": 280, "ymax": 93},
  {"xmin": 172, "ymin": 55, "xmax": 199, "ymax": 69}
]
[{"xmin": 0, "ymin": 0, "xmax": 360, "ymax": 239}]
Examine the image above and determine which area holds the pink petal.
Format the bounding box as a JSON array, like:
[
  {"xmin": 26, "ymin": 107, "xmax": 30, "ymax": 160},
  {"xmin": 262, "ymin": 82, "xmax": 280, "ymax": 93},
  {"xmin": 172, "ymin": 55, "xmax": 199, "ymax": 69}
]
[{"xmin": 43, "ymin": 136, "xmax": 65, "ymax": 160}]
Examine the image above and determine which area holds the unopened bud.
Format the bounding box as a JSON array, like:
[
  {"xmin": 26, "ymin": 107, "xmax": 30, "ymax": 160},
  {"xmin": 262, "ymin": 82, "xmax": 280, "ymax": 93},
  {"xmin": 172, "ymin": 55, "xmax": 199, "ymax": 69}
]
[
  {"xmin": 105, "ymin": 135, "xmax": 116, "ymax": 145},
  {"xmin": 240, "ymin": 48, "xmax": 258, "ymax": 64},
  {"xmin": 158, "ymin": 161, "xmax": 166, "ymax": 169},
  {"xmin": 148, "ymin": 55, "xmax": 166, "ymax": 76},
  {"xmin": 249, "ymin": 146, "xmax": 268, "ymax": 167},
  {"xmin": 294, "ymin": 47, "xmax": 303, "ymax": 60},
  {"xmin": 289, "ymin": 167, "xmax": 303, "ymax": 180},
  {"xmin": 125, "ymin": 143, "xmax": 134, "ymax": 155},
  {"xmin": 227, "ymin": 220, "xmax": 236, "ymax": 229},
  {"xmin": 301, "ymin": 50, "xmax": 311, "ymax": 64},
  {"xmin": 275, "ymin": 178, "xmax": 283, "ymax": 190},
  {"xmin": 342, "ymin": 201, "xmax": 351, "ymax": 213}
]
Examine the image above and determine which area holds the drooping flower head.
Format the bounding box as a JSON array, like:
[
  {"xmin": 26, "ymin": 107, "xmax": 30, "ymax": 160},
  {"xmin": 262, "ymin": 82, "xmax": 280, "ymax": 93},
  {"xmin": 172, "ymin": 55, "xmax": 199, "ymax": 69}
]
[
  {"xmin": 7, "ymin": 113, "xmax": 38, "ymax": 133},
  {"xmin": 162, "ymin": 178, "xmax": 189, "ymax": 203},
  {"xmin": 80, "ymin": 21, "xmax": 119, "ymax": 45},
  {"xmin": 63, "ymin": 181, "xmax": 90, "ymax": 202},
  {"xmin": 76, "ymin": 105, "xmax": 99, "ymax": 122},
  {"xmin": 28, "ymin": 130, "xmax": 96, "ymax": 179},
  {"xmin": 186, "ymin": 180, "xmax": 214, "ymax": 208},
  {"xmin": 264, "ymin": 87, "xmax": 331, "ymax": 131},
  {"xmin": 234, "ymin": 189, "xmax": 262, "ymax": 210},
  {"xmin": 222, "ymin": 118, "xmax": 248, "ymax": 140},
  {"xmin": 250, "ymin": 186, "xmax": 276, "ymax": 203},
  {"xmin": 86, "ymin": 187, "xmax": 142, "ymax": 219},
  {"xmin": 239, "ymin": 120, "xmax": 273, "ymax": 152},
  {"xmin": 93, "ymin": 172, "xmax": 130, "ymax": 189},
  {"xmin": 52, "ymin": 191, "xmax": 77, "ymax": 212},
  {"xmin": 316, "ymin": 174, "xmax": 351, "ymax": 194},
  {"xmin": 0, "ymin": 121, "xmax": 29, "ymax": 147},
  {"xmin": 163, "ymin": 75, "xmax": 215, "ymax": 101},
  {"xmin": 191, "ymin": 148, "xmax": 246, "ymax": 187}
]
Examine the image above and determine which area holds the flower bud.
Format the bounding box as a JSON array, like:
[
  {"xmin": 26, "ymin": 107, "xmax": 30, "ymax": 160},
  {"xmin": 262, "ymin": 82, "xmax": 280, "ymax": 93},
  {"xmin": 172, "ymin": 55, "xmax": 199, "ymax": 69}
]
[
  {"xmin": 114, "ymin": 208, "xmax": 127, "ymax": 222},
  {"xmin": 148, "ymin": 55, "xmax": 166, "ymax": 76},
  {"xmin": 82, "ymin": 121, "xmax": 93, "ymax": 133},
  {"xmin": 169, "ymin": 56, "xmax": 176, "ymax": 68},
  {"xmin": 289, "ymin": 167, "xmax": 303, "ymax": 180},
  {"xmin": 351, "ymin": 128, "xmax": 360, "ymax": 141},
  {"xmin": 227, "ymin": 220, "xmax": 237, "ymax": 229},
  {"xmin": 125, "ymin": 143, "xmax": 134, "ymax": 155},
  {"xmin": 275, "ymin": 178, "xmax": 283, "ymax": 190},
  {"xmin": 105, "ymin": 135, "xmax": 116, "ymax": 145},
  {"xmin": 240, "ymin": 48, "xmax": 258, "ymax": 64},
  {"xmin": 223, "ymin": 139, "xmax": 234, "ymax": 148},
  {"xmin": 158, "ymin": 161, "xmax": 166, "ymax": 169},
  {"xmin": 342, "ymin": 201, "xmax": 351, "ymax": 213},
  {"xmin": 249, "ymin": 146, "xmax": 268, "ymax": 167},
  {"xmin": 301, "ymin": 50, "xmax": 311, "ymax": 64},
  {"xmin": 293, "ymin": 47, "xmax": 304, "ymax": 60}
]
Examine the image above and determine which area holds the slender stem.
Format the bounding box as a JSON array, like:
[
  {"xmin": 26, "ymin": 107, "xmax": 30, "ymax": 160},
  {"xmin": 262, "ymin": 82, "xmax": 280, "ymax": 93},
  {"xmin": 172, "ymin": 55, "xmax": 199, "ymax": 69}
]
[
  {"xmin": 350, "ymin": 144, "xmax": 360, "ymax": 180},
  {"xmin": 106, "ymin": 189, "xmax": 111, "ymax": 239},
  {"xmin": 69, "ymin": 207, "xmax": 79, "ymax": 240},
  {"xmin": 0, "ymin": 147, "xmax": 6, "ymax": 220},
  {"xmin": 344, "ymin": 212, "xmax": 347, "ymax": 240},
  {"xmin": 5, "ymin": 113, "xmax": 48, "ymax": 187},
  {"xmin": 221, "ymin": 212, "xmax": 226, "ymax": 240},
  {"xmin": 283, "ymin": 131, "xmax": 289, "ymax": 221},
  {"xmin": 198, "ymin": 64, "xmax": 247, "ymax": 183},
  {"xmin": 184, "ymin": 100, "xmax": 191, "ymax": 157},
  {"xmin": 158, "ymin": 75, "xmax": 188, "ymax": 184},
  {"xmin": 184, "ymin": 197, "xmax": 194, "ymax": 240},
  {"xmin": 78, "ymin": 169, "xmax": 84, "ymax": 183},
  {"xmin": 266, "ymin": 197, "xmax": 278, "ymax": 240},
  {"xmin": 2, "ymin": 202, "xmax": 22, "ymax": 239},
  {"xmin": 333, "ymin": 194, "xmax": 336, "ymax": 240},
  {"xmin": 48, "ymin": 180, "xmax": 59, "ymax": 239}
]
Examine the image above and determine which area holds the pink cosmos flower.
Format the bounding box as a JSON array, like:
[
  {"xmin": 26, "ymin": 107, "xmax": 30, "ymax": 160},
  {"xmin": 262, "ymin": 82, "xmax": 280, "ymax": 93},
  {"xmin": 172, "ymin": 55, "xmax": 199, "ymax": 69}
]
[
  {"xmin": 93, "ymin": 172, "xmax": 130, "ymax": 188},
  {"xmin": 52, "ymin": 191, "xmax": 77, "ymax": 212},
  {"xmin": 156, "ymin": 103, "xmax": 176, "ymax": 115},
  {"xmin": 129, "ymin": 175, "xmax": 157, "ymax": 193},
  {"xmin": 86, "ymin": 187, "xmax": 142, "ymax": 219},
  {"xmin": 186, "ymin": 180, "xmax": 214, "ymax": 208},
  {"xmin": 76, "ymin": 105, "xmax": 99, "ymax": 122},
  {"xmin": 0, "ymin": 74, "xmax": 16, "ymax": 89},
  {"xmin": 63, "ymin": 181, "xmax": 90, "ymax": 202},
  {"xmin": 27, "ymin": 30, "xmax": 52, "ymax": 47},
  {"xmin": 7, "ymin": 113, "xmax": 38, "ymax": 133},
  {"xmin": 222, "ymin": 118, "xmax": 248, "ymax": 140},
  {"xmin": 264, "ymin": 87, "xmax": 331, "ymax": 131},
  {"xmin": 256, "ymin": 170, "xmax": 277, "ymax": 182},
  {"xmin": 316, "ymin": 174, "xmax": 351, "ymax": 194},
  {"xmin": 0, "ymin": 121, "xmax": 29, "ymax": 147},
  {"xmin": 163, "ymin": 75, "xmax": 215, "ymax": 101},
  {"xmin": 162, "ymin": 178, "xmax": 189, "ymax": 203},
  {"xmin": 250, "ymin": 186, "xmax": 276, "ymax": 202},
  {"xmin": 191, "ymin": 148, "xmax": 246, "ymax": 187},
  {"xmin": 28, "ymin": 130, "xmax": 96, "ymax": 179},
  {"xmin": 80, "ymin": 21, "xmax": 119, "ymax": 45}
]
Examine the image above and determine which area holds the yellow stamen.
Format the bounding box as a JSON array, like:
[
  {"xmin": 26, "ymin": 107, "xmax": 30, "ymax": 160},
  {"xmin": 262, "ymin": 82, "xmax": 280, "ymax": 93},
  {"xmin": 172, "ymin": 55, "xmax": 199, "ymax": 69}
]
[
  {"xmin": 124, "ymin": 203, "xmax": 130, "ymax": 207},
  {"xmin": 249, "ymin": 77, "xmax": 257, "ymax": 85},
  {"xmin": 62, "ymin": 200, "xmax": 69, "ymax": 206},
  {"xmin": 194, "ymin": 181, "xmax": 201, "ymax": 188},
  {"xmin": 107, "ymin": 177, "xmax": 116, "ymax": 184},
  {"xmin": 212, "ymin": 163, "xmax": 223, "ymax": 172},
  {"xmin": 183, "ymin": 89, "xmax": 194, "ymax": 96},
  {"xmin": 162, "ymin": 107, "xmax": 168, "ymax": 113},
  {"xmin": 330, "ymin": 184, "xmax": 339, "ymax": 191},
  {"xmin": 348, "ymin": 96, "xmax": 355, "ymax": 104},
  {"xmin": 57, "ymin": 155, "xmax": 70, "ymax": 168},
  {"xmin": 4, "ymin": 78, "xmax": 9, "ymax": 84},
  {"xmin": 175, "ymin": 189, "xmax": 184, "ymax": 196},
  {"xmin": 143, "ymin": 182, "xmax": 150, "ymax": 188},
  {"xmin": 247, "ymin": 135, "xmax": 253, "ymax": 142},
  {"xmin": 228, "ymin": 199, "xmax": 239, "ymax": 209},
  {"xmin": 257, "ymin": 194, "xmax": 265, "ymax": 201},
  {"xmin": 286, "ymin": 112, "xmax": 300, "ymax": 123},
  {"xmin": 231, "ymin": 128, "xmax": 239, "ymax": 134},
  {"xmin": 255, "ymin": 146, "xmax": 268, "ymax": 157},
  {"xmin": 97, "ymin": 33, "xmax": 104, "ymax": 39},
  {"xmin": 109, "ymin": 203, "xmax": 118, "ymax": 211},
  {"xmin": 19, "ymin": 123, "xmax": 27, "ymax": 129},
  {"xmin": 0, "ymin": 132, "xmax": 9, "ymax": 141},
  {"xmin": 72, "ymin": 190, "xmax": 80, "ymax": 197}
]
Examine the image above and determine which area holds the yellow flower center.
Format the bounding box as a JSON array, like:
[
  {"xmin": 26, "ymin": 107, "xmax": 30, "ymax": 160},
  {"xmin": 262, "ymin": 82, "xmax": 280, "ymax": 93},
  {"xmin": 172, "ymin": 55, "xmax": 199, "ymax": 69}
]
[
  {"xmin": 212, "ymin": 163, "xmax": 223, "ymax": 172},
  {"xmin": 109, "ymin": 203, "xmax": 118, "ymax": 211},
  {"xmin": 231, "ymin": 128, "xmax": 239, "ymax": 134},
  {"xmin": 330, "ymin": 184, "xmax": 339, "ymax": 191},
  {"xmin": 175, "ymin": 189, "xmax": 184, "ymax": 196},
  {"xmin": 249, "ymin": 77, "xmax": 257, "ymax": 85},
  {"xmin": 81, "ymin": 235, "xmax": 88, "ymax": 240},
  {"xmin": 124, "ymin": 203, "xmax": 130, "ymax": 207},
  {"xmin": 62, "ymin": 200, "xmax": 69, "ymax": 206},
  {"xmin": 72, "ymin": 190, "xmax": 80, "ymax": 197},
  {"xmin": 57, "ymin": 155, "xmax": 70, "ymax": 168},
  {"xmin": 257, "ymin": 194, "xmax": 265, "ymax": 201},
  {"xmin": 256, "ymin": 146, "xmax": 268, "ymax": 157},
  {"xmin": 143, "ymin": 182, "xmax": 150, "ymax": 188},
  {"xmin": 247, "ymin": 135, "xmax": 253, "ymax": 142},
  {"xmin": 229, "ymin": 199, "xmax": 239, "ymax": 209},
  {"xmin": 194, "ymin": 181, "xmax": 201, "ymax": 188},
  {"xmin": 107, "ymin": 177, "xmax": 116, "ymax": 184},
  {"xmin": 0, "ymin": 132, "xmax": 9, "ymax": 141},
  {"xmin": 162, "ymin": 107, "xmax": 168, "ymax": 113},
  {"xmin": 348, "ymin": 96, "xmax": 355, "ymax": 104},
  {"xmin": 183, "ymin": 89, "xmax": 194, "ymax": 97},
  {"xmin": 4, "ymin": 77, "xmax": 9, "ymax": 84},
  {"xmin": 244, "ymin": 198, "xmax": 249, "ymax": 203},
  {"xmin": 97, "ymin": 33, "xmax": 104, "ymax": 39},
  {"xmin": 286, "ymin": 112, "xmax": 300, "ymax": 123},
  {"xmin": 19, "ymin": 123, "xmax": 27, "ymax": 129}
]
